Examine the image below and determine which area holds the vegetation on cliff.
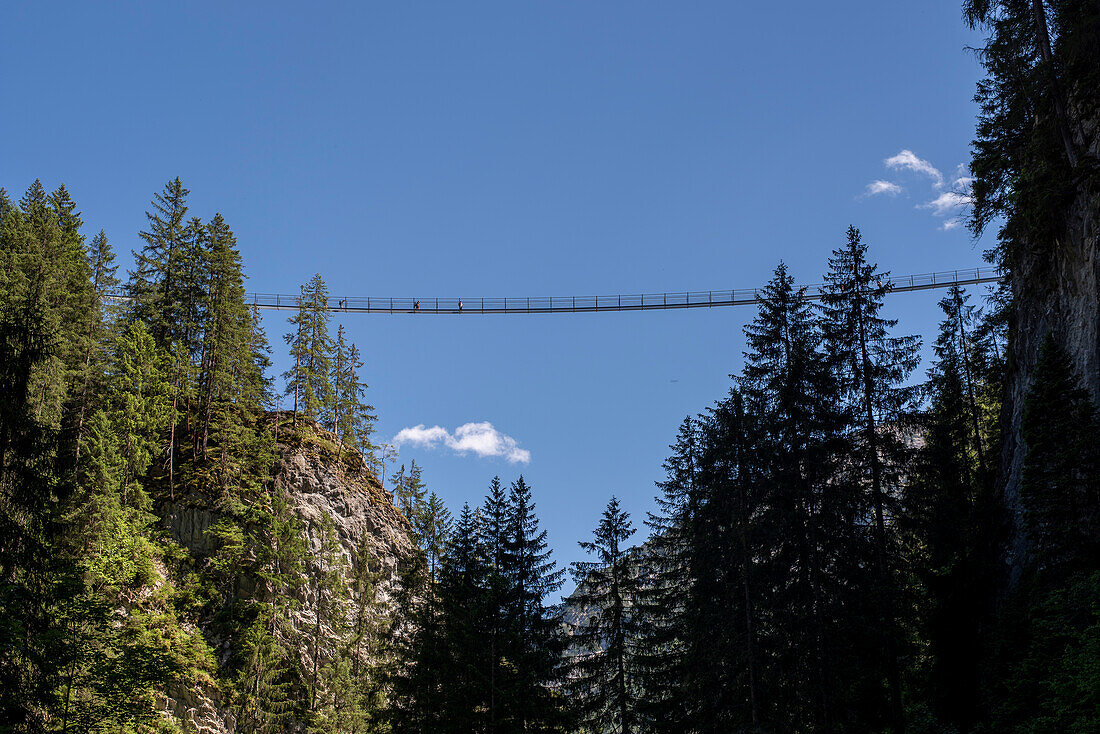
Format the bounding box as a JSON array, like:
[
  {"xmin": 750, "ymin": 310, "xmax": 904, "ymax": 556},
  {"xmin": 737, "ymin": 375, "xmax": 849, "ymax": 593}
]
[{"xmin": 2, "ymin": 2, "xmax": 1099, "ymax": 732}]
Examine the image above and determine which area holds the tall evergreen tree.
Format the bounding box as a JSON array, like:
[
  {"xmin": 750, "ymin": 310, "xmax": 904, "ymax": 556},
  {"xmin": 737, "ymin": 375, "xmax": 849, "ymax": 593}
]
[
  {"xmin": 0, "ymin": 185, "xmax": 68, "ymax": 730},
  {"xmin": 1019, "ymin": 336, "xmax": 1100, "ymax": 579},
  {"xmin": 568, "ymin": 496, "xmax": 640, "ymax": 734},
  {"xmin": 128, "ymin": 178, "xmax": 191, "ymax": 349},
  {"xmin": 900, "ymin": 286, "xmax": 1002, "ymax": 731},
  {"xmin": 395, "ymin": 460, "xmax": 428, "ymax": 531},
  {"xmin": 479, "ymin": 476, "xmax": 512, "ymax": 731},
  {"xmin": 977, "ymin": 336, "xmax": 1100, "ymax": 732},
  {"xmin": 689, "ymin": 393, "xmax": 765, "ymax": 732},
  {"xmin": 502, "ymin": 476, "xmax": 567, "ymax": 731},
  {"xmin": 820, "ymin": 225, "xmax": 921, "ymax": 731},
  {"xmin": 106, "ymin": 321, "xmax": 172, "ymax": 502},
  {"xmin": 284, "ymin": 274, "xmax": 334, "ymax": 427},
  {"xmin": 634, "ymin": 417, "xmax": 697, "ymax": 733},
  {"xmin": 419, "ymin": 492, "xmax": 453, "ymax": 583},
  {"xmin": 71, "ymin": 231, "xmax": 120, "ymax": 464},
  {"xmin": 737, "ymin": 262, "xmax": 858, "ymax": 731},
  {"xmin": 126, "ymin": 179, "xmax": 211, "ymax": 496},
  {"xmin": 331, "ymin": 328, "xmax": 376, "ymax": 459}
]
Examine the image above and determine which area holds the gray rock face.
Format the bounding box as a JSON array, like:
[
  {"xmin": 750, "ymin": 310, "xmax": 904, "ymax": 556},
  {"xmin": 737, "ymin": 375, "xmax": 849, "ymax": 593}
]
[
  {"xmin": 1000, "ymin": 134, "xmax": 1100, "ymax": 580},
  {"xmin": 275, "ymin": 443, "xmax": 415, "ymax": 583},
  {"xmin": 157, "ymin": 684, "xmax": 237, "ymax": 734},
  {"xmin": 159, "ymin": 430, "xmax": 415, "ymax": 733}
]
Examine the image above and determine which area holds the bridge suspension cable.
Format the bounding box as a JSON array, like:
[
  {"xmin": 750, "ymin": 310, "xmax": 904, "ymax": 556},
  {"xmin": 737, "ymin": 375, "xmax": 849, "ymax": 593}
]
[{"xmin": 111, "ymin": 266, "xmax": 1001, "ymax": 315}]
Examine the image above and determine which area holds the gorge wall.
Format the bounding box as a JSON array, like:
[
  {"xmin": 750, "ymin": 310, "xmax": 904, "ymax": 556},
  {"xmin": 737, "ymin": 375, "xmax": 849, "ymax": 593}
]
[
  {"xmin": 158, "ymin": 429, "xmax": 414, "ymax": 733},
  {"xmin": 1001, "ymin": 143, "xmax": 1100, "ymax": 578}
]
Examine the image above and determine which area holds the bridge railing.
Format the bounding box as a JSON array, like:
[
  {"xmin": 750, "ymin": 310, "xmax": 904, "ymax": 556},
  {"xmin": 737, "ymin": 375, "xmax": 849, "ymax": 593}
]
[{"xmin": 229, "ymin": 265, "xmax": 1002, "ymax": 312}]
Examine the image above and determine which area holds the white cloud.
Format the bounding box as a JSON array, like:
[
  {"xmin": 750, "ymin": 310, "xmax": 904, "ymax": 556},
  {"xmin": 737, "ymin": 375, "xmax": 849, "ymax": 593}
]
[
  {"xmin": 863, "ymin": 149, "xmax": 974, "ymax": 232},
  {"xmin": 392, "ymin": 424, "xmax": 450, "ymax": 446},
  {"xmin": 393, "ymin": 421, "xmax": 531, "ymax": 464},
  {"xmin": 863, "ymin": 180, "xmax": 903, "ymax": 197},
  {"xmin": 885, "ymin": 149, "xmax": 943, "ymax": 186},
  {"xmin": 921, "ymin": 191, "xmax": 973, "ymax": 217}
]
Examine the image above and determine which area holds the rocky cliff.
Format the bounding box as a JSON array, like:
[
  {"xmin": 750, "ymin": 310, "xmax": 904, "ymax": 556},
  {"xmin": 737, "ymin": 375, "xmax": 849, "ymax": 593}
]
[
  {"xmin": 157, "ymin": 424, "xmax": 415, "ymax": 733},
  {"xmin": 1001, "ymin": 158, "xmax": 1100, "ymax": 579}
]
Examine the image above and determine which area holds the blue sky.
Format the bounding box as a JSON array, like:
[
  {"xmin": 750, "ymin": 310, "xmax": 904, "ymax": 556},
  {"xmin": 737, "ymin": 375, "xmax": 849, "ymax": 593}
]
[{"xmin": 2, "ymin": 1, "xmax": 991, "ymax": 592}]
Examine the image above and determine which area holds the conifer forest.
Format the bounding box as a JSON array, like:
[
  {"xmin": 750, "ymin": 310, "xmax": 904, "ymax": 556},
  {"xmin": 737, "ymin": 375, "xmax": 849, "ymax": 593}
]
[{"xmin": 2, "ymin": 1, "xmax": 1099, "ymax": 733}]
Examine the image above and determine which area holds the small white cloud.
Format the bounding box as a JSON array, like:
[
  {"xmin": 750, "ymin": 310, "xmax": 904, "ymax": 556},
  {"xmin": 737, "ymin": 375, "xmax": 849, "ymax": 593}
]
[
  {"xmin": 921, "ymin": 191, "xmax": 973, "ymax": 217},
  {"xmin": 885, "ymin": 149, "xmax": 943, "ymax": 186},
  {"xmin": 393, "ymin": 424, "xmax": 450, "ymax": 447},
  {"xmin": 393, "ymin": 421, "xmax": 530, "ymax": 464},
  {"xmin": 941, "ymin": 220, "xmax": 961, "ymax": 231},
  {"xmin": 863, "ymin": 180, "xmax": 903, "ymax": 197}
]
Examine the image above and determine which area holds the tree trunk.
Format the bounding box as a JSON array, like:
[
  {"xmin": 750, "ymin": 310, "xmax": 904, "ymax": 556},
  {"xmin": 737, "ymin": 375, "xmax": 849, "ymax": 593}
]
[{"xmin": 1031, "ymin": 0, "xmax": 1079, "ymax": 169}]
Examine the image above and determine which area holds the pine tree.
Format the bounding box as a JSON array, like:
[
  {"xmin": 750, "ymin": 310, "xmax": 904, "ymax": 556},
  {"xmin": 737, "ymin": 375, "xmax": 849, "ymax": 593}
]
[
  {"xmin": 71, "ymin": 231, "xmax": 120, "ymax": 464},
  {"xmin": 634, "ymin": 416, "xmax": 697, "ymax": 733},
  {"xmin": 568, "ymin": 496, "xmax": 640, "ymax": 734},
  {"xmin": 820, "ymin": 225, "xmax": 921, "ymax": 731},
  {"xmin": 128, "ymin": 178, "xmax": 192, "ymax": 348},
  {"xmin": 419, "ymin": 492, "xmax": 453, "ymax": 583},
  {"xmin": 1020, "ymin": 336, "xmax": 1100, "ymax": 579},
  {"xmin": 395, "ymin": 460, "xmax": 428, "ymax": 531},
  {"xmin": 940, "ymin": 287, "xmax": 995, "ymax": 482},
  {"xmin": 689, "ymin": 393, "xmax": 765, "ymax": 732},
  {"xmin": 964, "ymin": 0, "xmax": 1099, "ymax": 247},
  {"xmin": 330, "ymin": 325, "xmax": 351, "ymax": 436},
  {"xmin": 284, "ymin": 274, "xmax": 334, "ymax": 427},
  {"xmin": 984, "ymin": 335, "xmax": 1100, "ymax": 732},
  {"xmin": 106, "ymin": 321, "xmax": 172, "ymax": 503},
  {"xmin": 479, "ymin": 476, "xmax": 512, "ymax": 731},
  {"xmin": 126, "ymin": 179, "xmax": 211, "ymax": 496},
  {"xmin": 0, "ymin": 184, "xmax": 69, "ymax": 728},
  {"xmin": 901, "ymin": 301, "xmax": 988, "ymax": 731},
  {"xmin": 737, "ymin": 261, "xmax": 856, "ymax": 731},
  {"xmin": 331, "ymin": 328, "xmax": 376, "ymax": 460},
  {"xmin": 437, "ymin": 503, "xmax": 491, "ymax": 731},
  {"xmin": 190, "ymin": 213, "xmax": 274, "ymax": 494},
  {"xmin": 502, "ymin": 476, "xmax": 567, "ymax": 730},
  {"xmin": 48, "ymin": 184, "xmax": 98, "ymax": 460}
]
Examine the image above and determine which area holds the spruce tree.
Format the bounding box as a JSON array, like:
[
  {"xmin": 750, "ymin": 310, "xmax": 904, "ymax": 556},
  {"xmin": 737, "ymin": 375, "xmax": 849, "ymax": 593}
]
[
  {"xmin": 128, "ymin": 178, "xmax": 191, "ymax": 348},
  {"xmin": 71, "ymin": 231, "xmax": 120, "ymax": 464},
  {"xmin": 284, "ymin": 274, "xmax": 334, "ymax": 427},
  {"xmin": 419, "ymin": 492, "xmax": 453, "ymax": 583},
  {"xmin": 1020, "ymin": 336, "xmax": 1100, "ymax": 578},
  {"xmin": 395, "ymin": 460, "xmax": 428, "ymax": 531},
  {"xmin": 568, "ymin": 496, "xmax": 640, "ymax": 734},
  {"xmin": 688, "ymin": 393, "xmax": 765, "ymax": 732},
  {"xmin": 502, "ymin": 476, "xmax": 567, "ymax": 731},
  {"xmin": 105, "ymin": 321, "xmax": 172, "ymax": 503},
  {"xmin": 737, "ymin": 262, "xmax": 856, "ymax": 731},
  {"xmin": 984, "ymin": 336, "xmax": 1100, "ymax": 732},
  {"xmin": 437, "ymin": 503, "xmax": 491, "ymax": 731},
  {"xmin": 479, "ymin": 476, "xmax": 512, "ymax": 731},
  {"xmin": 634, "ymin": 416, "xmax": 697, "ymax": 733},
  {"xmin": 901, "ymin": 297, "xmax": 991, "ymax": 731},
  {"xmin": 48, "ymin": 184, "xmax": 98, "ymax": 459},
  {"xmin": 126, "ymin": 179, "xmax": 211, "ymax": 496},
  {"xmin": 0, "ymin": 184, "xmax": 68, "ymax": 727},
  {"xmin": 820, "ymin": 225, "xmax": 921, "ymax": 731},
  {"xmin": 331, "ymin": 328, "xmax": 376, "ymax": 460}
]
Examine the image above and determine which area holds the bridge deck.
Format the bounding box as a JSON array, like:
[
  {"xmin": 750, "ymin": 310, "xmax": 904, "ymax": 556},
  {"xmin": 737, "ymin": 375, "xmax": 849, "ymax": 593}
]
[{"xmin": 236, "ymin": 266, "xmax": 1000, "ymax": 314}]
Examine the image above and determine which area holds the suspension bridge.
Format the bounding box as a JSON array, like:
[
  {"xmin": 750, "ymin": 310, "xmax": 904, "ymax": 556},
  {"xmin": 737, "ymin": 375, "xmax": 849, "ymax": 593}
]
[{"xmin": 232, "ymin": 266, "xmax": 999, "ymax": 315}]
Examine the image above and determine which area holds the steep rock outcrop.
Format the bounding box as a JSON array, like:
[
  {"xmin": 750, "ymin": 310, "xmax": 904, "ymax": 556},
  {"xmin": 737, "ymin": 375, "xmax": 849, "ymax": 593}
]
[
  {"xmin": 158, "ymin": 426, "xmax": 415, "ymax": 733},
  {"xmin": 1001, "ymin": 169, "xmax": 1100, "ymax": 578}
]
